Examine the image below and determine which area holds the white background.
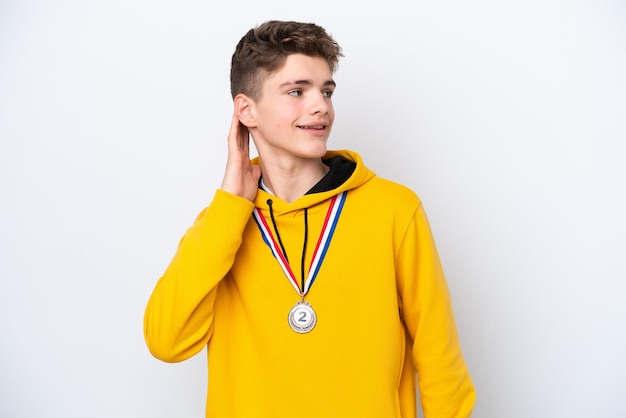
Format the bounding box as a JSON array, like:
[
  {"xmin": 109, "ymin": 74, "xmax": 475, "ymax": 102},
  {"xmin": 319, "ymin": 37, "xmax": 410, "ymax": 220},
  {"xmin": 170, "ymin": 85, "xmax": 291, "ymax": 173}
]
[{"xmin": 1, "ymin": 0, "xmax": 625, "ymax": 417}]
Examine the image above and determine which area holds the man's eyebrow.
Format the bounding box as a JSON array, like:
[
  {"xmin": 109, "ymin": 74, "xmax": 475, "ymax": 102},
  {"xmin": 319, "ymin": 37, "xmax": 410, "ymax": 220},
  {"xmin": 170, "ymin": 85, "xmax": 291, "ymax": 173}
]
[{"xmin": 279, "ymin": 79, "xmax": 337, "ymax": 88}]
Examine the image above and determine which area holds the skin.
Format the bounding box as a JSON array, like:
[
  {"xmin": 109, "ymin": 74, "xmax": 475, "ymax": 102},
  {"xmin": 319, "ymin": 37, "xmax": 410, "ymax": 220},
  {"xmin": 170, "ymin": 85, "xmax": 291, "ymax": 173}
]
[{"xmin": 221, "ymin": 54, "xmax": 336, "ymax": 203}]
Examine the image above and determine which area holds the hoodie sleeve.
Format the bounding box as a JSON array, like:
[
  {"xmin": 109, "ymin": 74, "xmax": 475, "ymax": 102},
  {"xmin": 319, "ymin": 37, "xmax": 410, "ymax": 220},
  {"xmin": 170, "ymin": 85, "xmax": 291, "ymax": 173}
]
[
  {"xmin": 396, "ymin": 202, "xmax": 476, "ymax": 417},
  {"xmin": 143, "ymin": 189, "xmax": 255, "ymax": 363}
]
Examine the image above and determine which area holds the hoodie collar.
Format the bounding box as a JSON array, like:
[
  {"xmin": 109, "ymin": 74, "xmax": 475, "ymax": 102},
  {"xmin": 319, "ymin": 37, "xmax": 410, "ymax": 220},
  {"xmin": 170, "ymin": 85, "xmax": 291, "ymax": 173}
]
[{"xmin": 252, "ymin": 150, "xmax": 375, "ymax": 214}]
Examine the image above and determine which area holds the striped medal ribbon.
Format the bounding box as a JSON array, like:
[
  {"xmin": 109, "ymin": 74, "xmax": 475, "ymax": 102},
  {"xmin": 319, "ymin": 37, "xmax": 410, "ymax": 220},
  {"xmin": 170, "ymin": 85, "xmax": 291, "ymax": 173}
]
[{"xmin": 252, "ymin": 191, "xmax": 348, "ymax": 333}]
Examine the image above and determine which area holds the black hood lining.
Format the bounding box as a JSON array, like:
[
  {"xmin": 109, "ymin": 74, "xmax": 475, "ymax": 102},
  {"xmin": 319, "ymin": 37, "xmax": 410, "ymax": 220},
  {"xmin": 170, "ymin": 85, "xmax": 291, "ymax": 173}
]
[{"xmin": 307, "ymin": 156, "xmax": 357, "ymax": 194}]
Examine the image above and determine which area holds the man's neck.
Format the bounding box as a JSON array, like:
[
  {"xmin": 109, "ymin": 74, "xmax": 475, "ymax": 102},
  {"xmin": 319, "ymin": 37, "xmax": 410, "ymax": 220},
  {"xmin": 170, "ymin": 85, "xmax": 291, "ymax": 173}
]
[{"xmin": 260, "ymin": 158, "xmax": 329, "ymax": 203}]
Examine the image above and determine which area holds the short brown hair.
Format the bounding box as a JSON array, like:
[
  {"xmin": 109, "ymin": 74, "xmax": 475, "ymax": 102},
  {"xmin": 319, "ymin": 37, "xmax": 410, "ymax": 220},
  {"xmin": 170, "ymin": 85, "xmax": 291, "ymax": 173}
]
[{"xmin": 230, "ymin": 20, "xmax": 343, "ymax": 100}]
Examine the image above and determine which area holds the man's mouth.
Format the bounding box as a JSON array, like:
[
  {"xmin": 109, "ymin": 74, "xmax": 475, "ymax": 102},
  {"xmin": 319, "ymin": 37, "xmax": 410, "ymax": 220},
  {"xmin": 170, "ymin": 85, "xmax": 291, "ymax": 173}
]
[{"xmin": 298, "ymin": 125, "xmax": 326, "ymax": 130}]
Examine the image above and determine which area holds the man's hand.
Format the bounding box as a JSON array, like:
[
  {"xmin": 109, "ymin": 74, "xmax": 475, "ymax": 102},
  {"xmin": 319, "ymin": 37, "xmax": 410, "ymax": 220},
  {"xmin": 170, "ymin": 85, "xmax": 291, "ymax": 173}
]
[{"xmin": 220, "ymin": 113, "xmax": 262, "ymax": 202}]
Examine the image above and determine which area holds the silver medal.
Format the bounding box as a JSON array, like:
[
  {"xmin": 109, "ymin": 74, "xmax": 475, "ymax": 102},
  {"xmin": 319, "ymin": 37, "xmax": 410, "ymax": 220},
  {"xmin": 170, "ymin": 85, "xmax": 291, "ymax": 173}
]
[{"xmin": 288, "ymin": 300, "xmax": 317, "ymax": 333}]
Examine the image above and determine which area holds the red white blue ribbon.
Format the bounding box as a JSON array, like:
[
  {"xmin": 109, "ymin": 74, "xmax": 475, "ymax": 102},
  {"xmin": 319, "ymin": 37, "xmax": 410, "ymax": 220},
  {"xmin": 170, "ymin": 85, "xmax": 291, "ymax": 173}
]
[{"xmin": 253, "ymin": 191, "xmax": 347, "ymax": 297}]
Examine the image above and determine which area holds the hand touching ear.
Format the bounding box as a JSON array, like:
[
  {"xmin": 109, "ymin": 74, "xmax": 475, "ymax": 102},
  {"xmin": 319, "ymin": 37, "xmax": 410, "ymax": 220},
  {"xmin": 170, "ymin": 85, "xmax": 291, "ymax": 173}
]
[{"xmin": 220, "ymin": 112, "xmax": 262, "ymax": 202}]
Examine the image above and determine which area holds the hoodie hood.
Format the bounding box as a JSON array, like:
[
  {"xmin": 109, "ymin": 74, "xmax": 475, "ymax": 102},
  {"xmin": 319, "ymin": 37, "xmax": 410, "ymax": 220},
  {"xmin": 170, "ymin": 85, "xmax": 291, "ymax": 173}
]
[{"xmin": 251, "ymin": 149, "xmax": 375, "ymax": 214}]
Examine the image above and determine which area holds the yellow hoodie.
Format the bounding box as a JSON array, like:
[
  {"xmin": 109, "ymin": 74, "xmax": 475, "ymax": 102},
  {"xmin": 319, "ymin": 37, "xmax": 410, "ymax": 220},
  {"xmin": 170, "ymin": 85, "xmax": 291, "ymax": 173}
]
[{"xmin": 144, "ymin": 150, "xmax": 475, "ymax": 417}]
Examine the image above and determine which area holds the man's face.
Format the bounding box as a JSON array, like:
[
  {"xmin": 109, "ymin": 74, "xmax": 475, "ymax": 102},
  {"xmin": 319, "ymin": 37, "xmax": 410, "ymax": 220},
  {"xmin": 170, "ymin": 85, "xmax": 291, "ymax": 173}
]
[{"xmin": 249, "ymin": 54, "xmax": 336, "ymax": 162}]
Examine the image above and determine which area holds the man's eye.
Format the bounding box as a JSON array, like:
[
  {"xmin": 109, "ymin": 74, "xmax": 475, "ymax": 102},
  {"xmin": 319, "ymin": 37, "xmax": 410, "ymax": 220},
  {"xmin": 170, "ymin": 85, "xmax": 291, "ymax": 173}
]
[
  {"xmin": 323, "ymin": 90, "xmax": 334, "ymax": 98},
  {"xmin": 288, "ymin": 90, "xmax": 302, "ymax": 97}
]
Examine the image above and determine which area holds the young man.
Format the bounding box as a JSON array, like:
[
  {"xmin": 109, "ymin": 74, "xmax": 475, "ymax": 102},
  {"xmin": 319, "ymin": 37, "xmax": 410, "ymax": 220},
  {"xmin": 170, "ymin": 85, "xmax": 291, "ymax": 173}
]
[{"xmin": 144, "ymin": 20, "xmax": 475, "ymax": 417}]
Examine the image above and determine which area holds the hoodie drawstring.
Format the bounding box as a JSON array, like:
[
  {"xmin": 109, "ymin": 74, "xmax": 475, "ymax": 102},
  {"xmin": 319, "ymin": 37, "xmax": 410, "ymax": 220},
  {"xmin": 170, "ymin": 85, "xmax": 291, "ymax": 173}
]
[{"xmin": 267, "ymin": 198, "xmax": 309, "ymax": 292}]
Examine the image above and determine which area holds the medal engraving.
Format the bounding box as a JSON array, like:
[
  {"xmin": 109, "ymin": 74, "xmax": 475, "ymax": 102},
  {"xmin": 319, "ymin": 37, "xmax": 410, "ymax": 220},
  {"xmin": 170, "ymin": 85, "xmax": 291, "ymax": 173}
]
[{"xmin": 288, "ymin": 301, "xmax": 316, "ymax": 333}]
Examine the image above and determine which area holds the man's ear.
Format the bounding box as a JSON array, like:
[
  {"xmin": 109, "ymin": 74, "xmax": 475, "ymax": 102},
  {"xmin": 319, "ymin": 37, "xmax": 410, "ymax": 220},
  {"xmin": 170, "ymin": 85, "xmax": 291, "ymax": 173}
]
[{"xmin": 234, "ymin": 94, "xmax": 257, "ymax": 128}]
